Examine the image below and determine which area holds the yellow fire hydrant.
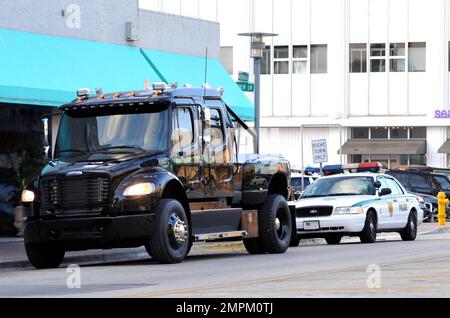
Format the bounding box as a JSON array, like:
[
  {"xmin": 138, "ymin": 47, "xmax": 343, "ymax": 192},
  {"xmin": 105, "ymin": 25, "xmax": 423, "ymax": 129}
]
[{"xmin": 437, "ymin": 192, "xmax": 448, "ymax": 226}]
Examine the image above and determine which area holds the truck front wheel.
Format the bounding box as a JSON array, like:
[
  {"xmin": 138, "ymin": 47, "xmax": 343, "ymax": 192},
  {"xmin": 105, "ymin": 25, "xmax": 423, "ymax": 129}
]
[
  {"xmin": 147, "ymin": 199, "xmax": 191, "ymax": 264},
  {"xmin": 258, "ymin": 194, "xmax": 292, "ymax": 254},
  {"xmin": 25, "ymin": 243, "xmax": 65, "ymax": 269}
]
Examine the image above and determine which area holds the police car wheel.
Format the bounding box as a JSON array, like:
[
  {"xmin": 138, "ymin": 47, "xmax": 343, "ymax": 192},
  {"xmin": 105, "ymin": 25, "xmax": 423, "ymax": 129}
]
[
  {"xmin": 258, "ymin": 194, "xmax": 292, "ymax": 254},
  {"xmin": 148, "ymin": 199, "xmax": 190, "ymax": 264},
  {"xmin": 325, "ymin": 235, "xmax": 342, "ymax": 245},
  {"xmin": 360, "ymin": 211, "xmax": 377, "ymax": 244},
  {"xmin": 25, "ymin": 243, "xmax": 65, "ymax": 269},
  {"xmin": 400, "ymin": 211, "xmax": 417, "ymax": 241}
]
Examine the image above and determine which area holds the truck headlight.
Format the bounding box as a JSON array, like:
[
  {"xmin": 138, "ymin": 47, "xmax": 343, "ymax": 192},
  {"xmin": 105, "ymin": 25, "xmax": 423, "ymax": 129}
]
[
  {"xmin": 21, "ymin": 190, "xmax": 35, "ymax": 203},
  {"xmin": 123, "ymin": 182, "xmax": 156, "ymax": 197},
  {"xmin": 334, "ymin": 207, "xmax": 364, "ymax": 215}
]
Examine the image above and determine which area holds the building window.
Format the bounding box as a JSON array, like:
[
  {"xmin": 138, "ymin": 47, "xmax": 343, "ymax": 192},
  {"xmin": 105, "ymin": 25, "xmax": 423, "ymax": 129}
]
[
  {"xmin": 410, "ymin": 154, "xmax": 427, "ymax": 165},
  {"xmin": 220, "ymin": 46, "xmax": 233, "ymax": 75},
  {"xmin": 390, "ymin": 43, "xmax": 406, "ymax": 72},
  {"xmin": 311, "ymin": 44, "xmax": 327, "ymax": 74},
  {"xmin": 390, "ymin": 127, "xmax": 408, "ymax": 139},
  {"xmin": 410, "ymin": 127, "xmax": 426, "ymax": 139},
  {"xmin": 261, "ymin": 46, "xmax": 271, "ymax": 75},
  {"xmin": 293, "ymin": 45, "xmax": 308, "ymax": 74},
  {"xmin": 274, "ymin": 46, "xmax": 289, "ymax": 74},
  {"xmin": 371, "ymin": 127, "xmax": 388, "ymax": 139},
  {"xmin": 408, "ymin": 42, "xmax": 426, "ymax": 72},
  {"xmin": 370, "ymin": 43, "xmax": 386, "ymax": 72},
  {"xmin": 352, "ymin": 127, "xmax": 369, "ymax": 139},
  {"xmin": 350, "ymin": 44, "xmax": 367, "ymax": 73}
]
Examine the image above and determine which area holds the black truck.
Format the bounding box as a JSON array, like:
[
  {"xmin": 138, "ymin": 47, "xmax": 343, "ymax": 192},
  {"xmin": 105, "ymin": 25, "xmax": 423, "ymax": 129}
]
[{"xmin": 22, "ymin": 85, "xmax": 295, "ymax": 268}]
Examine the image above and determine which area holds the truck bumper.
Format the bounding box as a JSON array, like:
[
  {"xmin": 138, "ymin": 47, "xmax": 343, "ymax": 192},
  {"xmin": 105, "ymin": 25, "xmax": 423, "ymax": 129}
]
[{"xmin": 23, "ymin": 214, "xmax": 156, "ymax": 251}]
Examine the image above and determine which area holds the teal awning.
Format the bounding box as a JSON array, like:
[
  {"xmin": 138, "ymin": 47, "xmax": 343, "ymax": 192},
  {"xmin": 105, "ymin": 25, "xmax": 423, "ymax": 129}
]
[
  {"xmin": 0, "ymin": 29, "xmax": 163, "ymax": 106},
  {"xmin": 141, "ymin": 49, "xmax": 254, "ymax": 121},
  {"xmin": 0, "ymin": 29, "xmax": 254, "ymax": 121}
]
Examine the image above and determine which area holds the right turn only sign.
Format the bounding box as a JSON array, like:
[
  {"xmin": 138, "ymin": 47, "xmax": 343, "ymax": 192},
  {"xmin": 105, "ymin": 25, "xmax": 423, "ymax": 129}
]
[{"xmin": 312, "ymin": 139, "xmax": 328, "ymax": 164}]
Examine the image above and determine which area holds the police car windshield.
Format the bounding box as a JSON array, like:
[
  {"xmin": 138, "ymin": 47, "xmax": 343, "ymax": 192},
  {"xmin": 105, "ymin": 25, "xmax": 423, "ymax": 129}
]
[
  {"xmin": 302, "ymin": 176, "xmax": 375, "ymax": 198},
  {"xmin": 55, "ymin": 108, "xmax": 169, "ymax": 158}
]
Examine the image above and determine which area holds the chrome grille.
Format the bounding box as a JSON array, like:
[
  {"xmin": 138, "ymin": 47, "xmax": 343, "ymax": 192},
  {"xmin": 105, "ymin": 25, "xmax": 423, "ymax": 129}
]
[{"xmin": 41, "ymin": 175, "xmax": 110, "ymax": 213}]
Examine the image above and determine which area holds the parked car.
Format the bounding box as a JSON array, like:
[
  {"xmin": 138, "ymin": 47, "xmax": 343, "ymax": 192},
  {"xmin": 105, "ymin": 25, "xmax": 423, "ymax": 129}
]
[
  {"xmin": 385, "ymin": 169, "xmax": 449, "ymax": 221},
  {"xmin": 291, "ymin": 163, "xmax": 424, "ymax": 245}
]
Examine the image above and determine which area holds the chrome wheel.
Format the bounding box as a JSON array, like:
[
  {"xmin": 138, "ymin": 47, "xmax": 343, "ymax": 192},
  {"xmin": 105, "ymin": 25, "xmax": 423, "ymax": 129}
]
[{"xmin": 168, "ymin": 213, "xmax": 188, "ymax": 249}]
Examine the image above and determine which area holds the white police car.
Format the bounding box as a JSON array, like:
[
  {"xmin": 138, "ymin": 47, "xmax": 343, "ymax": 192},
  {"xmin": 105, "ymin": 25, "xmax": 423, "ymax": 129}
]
[{"xmin": 290, "ymin": 163, "xmax": 424, "ymax": 245}]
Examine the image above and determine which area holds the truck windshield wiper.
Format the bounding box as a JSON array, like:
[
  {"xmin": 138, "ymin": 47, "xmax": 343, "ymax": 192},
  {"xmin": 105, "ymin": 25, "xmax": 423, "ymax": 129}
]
[{"xmin": 98, "ymin": 145, "xmax": 149, "ymax": 153}]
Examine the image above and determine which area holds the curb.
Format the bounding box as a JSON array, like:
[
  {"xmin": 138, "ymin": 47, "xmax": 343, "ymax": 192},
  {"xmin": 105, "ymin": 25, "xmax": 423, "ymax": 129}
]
[{"xmin": 419, "ymin": 226, "xmax": 450, "ymax": 236}]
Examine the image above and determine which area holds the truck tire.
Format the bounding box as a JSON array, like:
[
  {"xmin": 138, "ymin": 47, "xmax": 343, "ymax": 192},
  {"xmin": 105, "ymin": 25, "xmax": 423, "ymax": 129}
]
[
  {"xmin": 25, "ymin": 243, "xmax": 65, "ymax": 269},
  {"xmin": 258, "ymin": 194, "xmax": 292, "ymax": 253},
  {"xmin": 359, "ymin": 210, "xmax": 377, "ymax": 244},
  {"xmin": 148, "ymin": 199, "xmax": 191, "ymax": 264},
  {"xmin": 289, "ymin": 234, "xmax": 301, "ymax": 247},
  {"xmin": 243, "ymin": 238, "xmax": 266, "ymax": 254},
  {"xmin": 400, "ymin": 211, "xmax": 417, "ymax": 241},
  {"xmin": 325, "ymin": 235, "xmax": 342, "ymax": 245}
]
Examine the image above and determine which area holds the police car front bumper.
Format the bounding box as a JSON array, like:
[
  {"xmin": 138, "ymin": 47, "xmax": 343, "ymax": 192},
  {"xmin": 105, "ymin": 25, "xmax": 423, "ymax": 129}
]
[{"xmin": 296, "ymin": 213, "xmax": 367, "ymax": 235}]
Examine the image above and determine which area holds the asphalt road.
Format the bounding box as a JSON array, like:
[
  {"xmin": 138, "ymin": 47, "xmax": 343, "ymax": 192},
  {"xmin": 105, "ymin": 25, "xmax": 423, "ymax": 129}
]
[{"xmin": 0, "ymin": 232, "xmax": 449, "ymax": 298}]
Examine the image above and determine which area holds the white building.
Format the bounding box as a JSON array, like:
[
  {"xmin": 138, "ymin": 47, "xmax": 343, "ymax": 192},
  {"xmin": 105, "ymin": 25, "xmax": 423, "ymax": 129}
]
[{"xmin": 141, "ymin": 0, "xmax": 450, "ymax": 169}]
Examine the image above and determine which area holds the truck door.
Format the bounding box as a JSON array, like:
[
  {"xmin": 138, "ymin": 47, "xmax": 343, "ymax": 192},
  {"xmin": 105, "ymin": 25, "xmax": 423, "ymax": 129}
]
[
  {"xmin": 171, "ymin": 105, "xmax": 204, "ymax": 200},
  {"xmin": 203, "ymin": 101, "xmax": 234, "ymax": 199}
]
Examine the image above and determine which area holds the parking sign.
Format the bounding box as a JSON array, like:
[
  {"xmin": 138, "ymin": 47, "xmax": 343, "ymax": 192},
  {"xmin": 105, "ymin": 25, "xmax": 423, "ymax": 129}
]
[{"xmin": 312, "ymin": 139, "xmax": 328, "ymax": 164}]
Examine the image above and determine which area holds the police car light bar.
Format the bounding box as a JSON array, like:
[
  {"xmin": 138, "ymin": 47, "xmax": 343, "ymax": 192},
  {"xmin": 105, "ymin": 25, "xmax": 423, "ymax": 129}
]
[{"xmin": 322, "ymin": 162, "xmax": 382, "ymax": 176}]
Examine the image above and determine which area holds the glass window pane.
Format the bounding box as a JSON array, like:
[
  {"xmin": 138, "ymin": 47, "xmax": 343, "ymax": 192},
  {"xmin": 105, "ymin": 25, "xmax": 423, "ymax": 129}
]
[
  {"xmin": 390, "ymin": 59, "xmax": 405, "ymax": 72},
  {"xmin": 408, "ymin": 42, "xmax": 426, "ymax": 72},
  {"xmin": 390, "ymin": 127, "xmax": 408, "ymax": 139},
  {"xmin": 370, "ymin": 59, "xmax": 385, "ymax": 72},
  {"xmin": 293, "ymin": 60, "xmax": 307, "ymax": 74},
  {"xmin": 409, "ymin": 154, "xmax": 427, "ymax": 166},
  {"xmin": 371, "ymin": 155, "xmax": 388, "ymax": 169},
  {"xmin": 261, "ymin": 46, "xmax": 271, "ymax": 75},
  {"xmin": 410, "ymin": 127, "xmax": 426, "ymax": 139},
  {"xmin": 351, "ymin": 154, "xmax": 363, "ymax": 163},
  {"xmin": 350, "ymin": 43, "xmax": 367, "ymax": 73},
  {"xmin": 293, "ymin": 45, "xmax": 307, "ymax": 58},
  {"xmin": 274, "ymin": 61, "xmax": 289, "ymax": 74},
  {"xmin": 371, "ymin": 127, "xmax": 388, "ymax": 139},
  {"xmin": 371, "ymin": 43, "xmax": 386, "ymax": 57},
  {"xmin": 390, "ymin": 43, "xmax": 405, "ymax": 56},
  {"xmin": 311, "ymin": 44, "xmax": 327, "ymax": 74},
  {"xmin": 274, "ymin": 46, "xmax": 289, "ymax": 59},
  {"xmin": 352, "ymin": 127, "xmax": 369, "ymax": 139}
]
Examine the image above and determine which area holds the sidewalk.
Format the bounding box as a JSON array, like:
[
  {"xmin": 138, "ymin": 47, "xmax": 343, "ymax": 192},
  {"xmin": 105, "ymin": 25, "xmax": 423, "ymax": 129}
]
[{"xmin": 1, "ymin": 223, "xmax": 449, "ymax": 269}]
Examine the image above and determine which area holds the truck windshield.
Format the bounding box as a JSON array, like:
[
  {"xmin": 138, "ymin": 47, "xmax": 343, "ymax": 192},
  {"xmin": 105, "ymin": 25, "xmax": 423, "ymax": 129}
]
[
  {"xmin": 302, "ymin": 176, "xmax": 375, "ymax": 198},
  {"xmin": 433, "ymin": 175, "xmax": 450, "ymax": 191},
  {"xmin": 55, "ymin": 109, "xmax": 169, "ymax": 159}
]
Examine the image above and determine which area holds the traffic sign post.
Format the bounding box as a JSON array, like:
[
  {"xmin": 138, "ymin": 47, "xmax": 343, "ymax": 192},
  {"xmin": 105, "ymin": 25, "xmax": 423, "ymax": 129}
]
[{"xmin": 312, "ymin": 139, "xmax": 328, "ymax": 176}]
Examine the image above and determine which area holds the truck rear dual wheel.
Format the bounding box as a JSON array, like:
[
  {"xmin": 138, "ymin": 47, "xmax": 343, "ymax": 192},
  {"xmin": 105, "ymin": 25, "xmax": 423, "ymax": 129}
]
[
  {"xmin": 147, "ymin": 199, "xmax": 191, "ymax": 264},
  {"xmin": 25, "ymin": 243, "xmax": 65, "ymax": 269},
  {"xmin": 244, "ymin": 194, "xmax": 292, "ymax": 254}
]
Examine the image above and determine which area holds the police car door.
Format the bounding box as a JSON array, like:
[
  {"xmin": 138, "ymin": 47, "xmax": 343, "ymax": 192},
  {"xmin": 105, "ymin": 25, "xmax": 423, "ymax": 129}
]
[
  {"xmin": 376, "ymin": 176, "xmax": 397, "ymax": 229},
  {"xmin": 384, "ymin": 177, "xmax": 409, "ymax": 228}
]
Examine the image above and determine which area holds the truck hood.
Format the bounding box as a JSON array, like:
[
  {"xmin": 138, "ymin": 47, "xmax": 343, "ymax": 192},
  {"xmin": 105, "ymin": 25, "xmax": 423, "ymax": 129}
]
[
  {"xmin": 40, "ymin": 152, "xmax": 169, "ymax": 179},
  {"xmin": 294, "ymin": 195, "xmax": 377, "ymax": 208}
]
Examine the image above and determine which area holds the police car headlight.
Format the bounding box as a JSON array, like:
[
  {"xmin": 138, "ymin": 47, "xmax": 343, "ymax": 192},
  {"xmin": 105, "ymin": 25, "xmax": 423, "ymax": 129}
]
[
  {"xmin": 334, "ymin": 207, "xmax": 364, "ymax": 215},
  {"xmin": 21, "ymin": 190, "xmax": 35, "ymax": 203},
  {"xmin": 123, "ymin": 182, "xmax": 156, "ymax": 197}
]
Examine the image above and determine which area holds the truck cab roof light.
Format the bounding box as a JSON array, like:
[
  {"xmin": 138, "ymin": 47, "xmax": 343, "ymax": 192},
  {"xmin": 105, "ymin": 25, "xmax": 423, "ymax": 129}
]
[
  {"xmin": 77, "ymin": 88, "xmax": 91, "ymax": 98},
  {"xmin": 217, "ymin": 87, "xmax": 225, "ymax": 96},
  {"xmin": 153, "ymin": 82, "xmax": 168, "ymax": 91}
]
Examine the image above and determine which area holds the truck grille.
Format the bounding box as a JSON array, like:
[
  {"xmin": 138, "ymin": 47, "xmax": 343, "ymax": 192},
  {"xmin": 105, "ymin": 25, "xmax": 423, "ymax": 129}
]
[
  {"xmin": 296, "ymin": 206, "xmax": 334, "ymax": 218},
  {"xmin": 41, "ymin": 175, "xmax": 110, "ymax": 213}
]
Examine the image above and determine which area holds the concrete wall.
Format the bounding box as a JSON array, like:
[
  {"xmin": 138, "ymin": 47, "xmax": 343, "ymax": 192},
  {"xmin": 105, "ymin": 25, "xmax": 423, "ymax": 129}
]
[{"xmin": 0, "ymin": 0, "xmax": 219, "ymax": 58}]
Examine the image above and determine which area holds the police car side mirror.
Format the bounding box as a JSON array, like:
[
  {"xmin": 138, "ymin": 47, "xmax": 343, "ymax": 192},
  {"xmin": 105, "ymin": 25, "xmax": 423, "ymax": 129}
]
[{"xmin": 379, "ymin": 188, "xmax": 392, "ymax": 196}]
